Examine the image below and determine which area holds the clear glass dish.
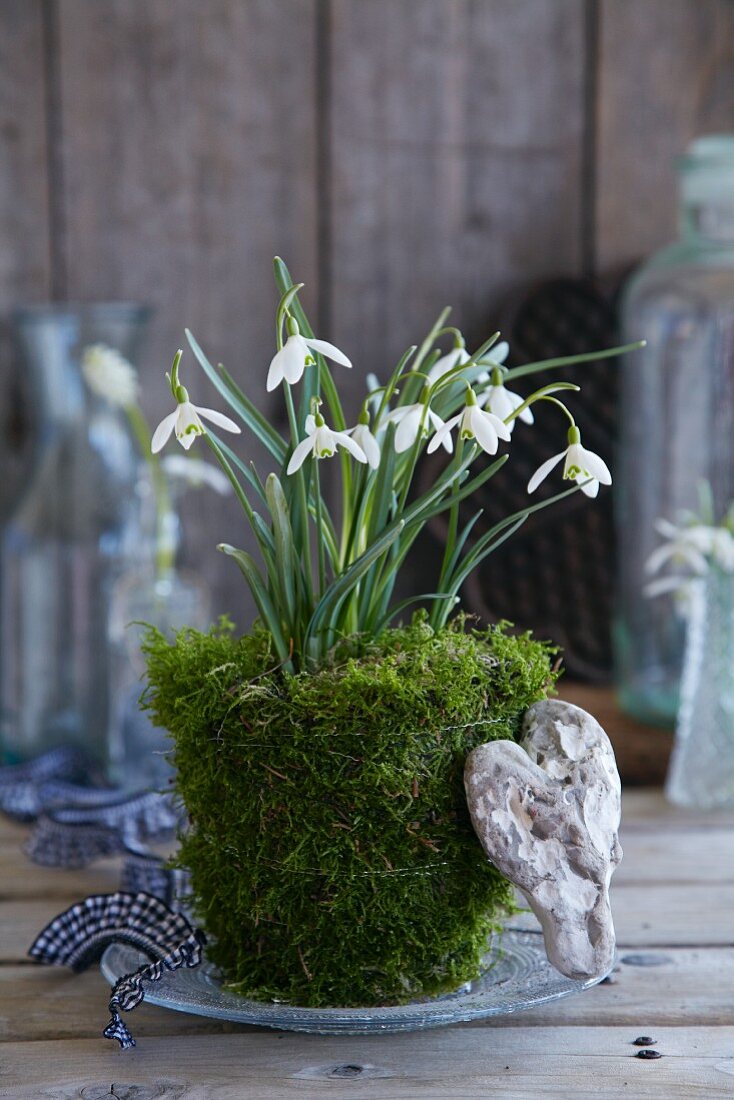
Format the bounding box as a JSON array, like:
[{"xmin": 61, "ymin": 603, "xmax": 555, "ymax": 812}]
[{"xmin": 101, "ymin": 919, "xmax": 608, "ymax": 1035}]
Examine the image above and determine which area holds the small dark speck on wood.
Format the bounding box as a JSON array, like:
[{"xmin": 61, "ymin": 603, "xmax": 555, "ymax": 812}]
[
  {"xmin": 621, "ymin": 953, "xmax": 672, "ymax": 967},
  {"xmin": 636, "ymin": 1049, "xmax": 663, "ymax": 1060},
  {"xmin": 294, "ymin": 1063, "xmax": 394, "ymax": 1080},
  {"xmin": 633, "ymin": 1036, "xmax": 656, "ymax": 1046}
]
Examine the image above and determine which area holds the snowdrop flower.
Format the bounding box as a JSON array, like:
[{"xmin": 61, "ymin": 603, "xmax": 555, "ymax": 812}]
[
  {"xmin": 151, "ymin": 351, "xmax": 241, "ymax": 454},
  {"xmin": 287, "ymin": 412, "xmax": 368, "ymax": 475},
  {"xmin": 478, "ymin": 369, "xmax": 533, "ymax": 433},
  {"xmin": 645, "ymin": 518, "xmax": 710, "ymax": 577},
  {"xmin": 427, "ymin": 388, "xmax": 511, "ymax": 456},
  {"xmin": 527, "ymin": 426, "xmax": 611, "ymax": 498},
  {"xmin": 81, "ymin": 344, "xmax": 139, "ymax": 407},
  {"xmin": 161, "ymin": 455, "xmax": 232, "ymax": 495},
  {"xmin": 427, "ymin": 340, "xmax": 471, "ymax": 384},
  {"xmin": 267, "ymin": 317, "xmax": 351, "ymax": 392},
  {"xmin": 385, "ymin": 396, "xmax": 450, "ymax": 454},
  {"xmin": 349, "ymin": 411, "xmax": 381, "ymax": 469}
]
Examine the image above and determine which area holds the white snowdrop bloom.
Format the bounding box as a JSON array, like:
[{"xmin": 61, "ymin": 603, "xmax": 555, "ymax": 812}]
[
  {"xmin": 81, "ymin": 344, "xmax": 139, "ymax": 407},
  {"xmin": 267, "ymin": 319, "xmax": 351, "ymax": 392},
  {"xmin": 161, "ymin": 455, "xmax": 232, "ymax": 495},
  {"xmin": 349, "ymin": 418, "xmax": 381, "ymax": 469},
  {"xmin": 151, "ymin": 354, "xmax": 241, "ymax": 454},
  {"xmin": 287, "ymin": 413, "xmax": 367, "ymax": 474},
  {"xmin": 427, "ymin": 344, "xmax": 471, "ymax": 384},
  {"xmin": 478, "ymin": 379, "xmax": 534, "ymax": 432},
  {"xmin": 645, "ymin": 518, "xmax": 710, "ymax": 577},
  {"xmin": 427, "ymin": 389, "xmax": 511, "ymax": 456},
  {"xmin": 385, "ymin": 400, "xmax": 450, "ymax": 454},
  {"xmin": 527, "ymin": 426, "xmax": 611, "ymax": 498},
  {"xmin": 711, "ymin": 528, "xmax": 734, "ymax": 571}
]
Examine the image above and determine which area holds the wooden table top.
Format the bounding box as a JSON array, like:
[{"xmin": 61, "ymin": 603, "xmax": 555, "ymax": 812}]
[{"xmin": 1, "ymin": 714, "xmax": 732, "ymax": 1097}]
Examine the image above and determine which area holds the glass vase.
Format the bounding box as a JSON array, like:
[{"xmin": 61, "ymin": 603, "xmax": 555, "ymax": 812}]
[
  {"xmin": 107, "ymin": 564, "xmax": 210, "ymax": 793},
  {"xmin": 615, "ymin": 136, "xmax": 734, "ymax": 727},
  {"xmin": 666, "ymin": 569, "xmax": 734, "ymax": 808},
  {"xmin": 0, "ymin": 303, "xmax": 149, "ymax": 766}
]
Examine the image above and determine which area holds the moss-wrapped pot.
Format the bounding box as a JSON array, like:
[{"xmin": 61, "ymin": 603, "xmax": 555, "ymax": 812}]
[{"xmin": 143, "ymin": 615, "xmax": 557, "ymax": 1007}]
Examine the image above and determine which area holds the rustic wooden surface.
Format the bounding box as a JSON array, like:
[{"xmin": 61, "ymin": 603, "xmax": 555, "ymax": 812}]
[
  {"xmin": 2, "ymin": 0, "xmax": 734, "ymax": 615},
  {"xmin": 1, "ymin": 710, "xmax": 732, "ymax": 1096}
]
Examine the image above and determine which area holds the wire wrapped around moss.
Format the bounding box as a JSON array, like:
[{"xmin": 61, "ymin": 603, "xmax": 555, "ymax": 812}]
[{"xmin": 142, "ymin": 614, "xmax": 558, "ymax": 1007}]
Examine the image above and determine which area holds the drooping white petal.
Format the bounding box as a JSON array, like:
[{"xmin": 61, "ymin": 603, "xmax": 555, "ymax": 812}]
[
  {"xmin": 151, "ymin": 410, "xmax": 179, "ymax": 454},
  {"xmin": 576, "ymin": 444, "xmax": 612, "ymax": 485},
  {"xmin": 645, "ymin": 542, "xmax": 679, "ymax": 575},
  {"xmin": 644, "ymin": 575, "xmax": 692, "ymax": 598},
  {"xmin": 394, "ymin": 406, "xmax": 424, "ymax": 453},
  {"xmin": 304, "ymin": 337, "xmax": 352, "ymax": 369},
  {"xmin": 469, "ymin": 409, "xmax": 500, "ymax": 455},
  {"xmin": 527, "ymin": 450, "xmax": 565, "ymax": 494},
  {"xmin": 195, "ymin": 406, "xmax": 241, "ymax": 435},
  {"xmin": 427, "ymin": 413, "xmax": 460, "ymax": 454},
  {"xmin": 305, "ymin": 414, "xmax": 317, "ymax": 435},
  {"xmin": 428, "ymin": 347, "xmax": 470, "ymax": 383},
  {"xmin": 351, "ymin": 424, "xmax": 381, "ymax": 468},
  {"xmin": 266, "ymin": 345, "xmax": 288, "ymax": 392},
  {"xmin": 287, "ymin": 435, "xmax": 316, "ymax": 474},
  {"xmin": 577, "ymin": 476, "xmax": 600, "ymax": 498},
  {"xmin": 312, "ymin": 425, "xmax": 338, "ymax": 458},
  {"xmin": 333, "ymin": 430, "xmax": 368, "ymax": 463},
  {"xmin": 481, "ymin": 385, "xmax": 514, "ymax": 421}
]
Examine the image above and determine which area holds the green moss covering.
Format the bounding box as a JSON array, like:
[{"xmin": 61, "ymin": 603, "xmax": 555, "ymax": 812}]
[{"xmin": 143, "ymin": 614, "xmax": 558, "ymax": 1007}]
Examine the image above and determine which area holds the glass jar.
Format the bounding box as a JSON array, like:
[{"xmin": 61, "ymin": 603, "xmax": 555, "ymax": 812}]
[
  {"xmin": 666, "ymin": 569, "xmax": 734, "ymax": 808},
  {"xmin": 615, "ymin": 136, "xmax": 734, "ymax": 726},
  {"xmin": 0, "ymin": 303, "xmax": 149, "ymax": 765}
]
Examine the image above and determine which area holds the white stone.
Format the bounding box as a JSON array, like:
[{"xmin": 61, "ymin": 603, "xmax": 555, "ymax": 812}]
[{"xmin": 464, "ymin": 699, "xmax": 622, "ymax": 980}]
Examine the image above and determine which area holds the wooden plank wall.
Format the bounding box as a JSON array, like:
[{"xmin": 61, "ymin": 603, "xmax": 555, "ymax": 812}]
[{"xmin": 1, "ymin": 0, "xmax": 733, "ymax": 617}]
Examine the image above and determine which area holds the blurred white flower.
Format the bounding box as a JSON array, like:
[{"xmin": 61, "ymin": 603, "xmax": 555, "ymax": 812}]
[
  {"xmin": 645, "ymin": 519, "xmax": 710, "ymax": 577},
  {"xmin": 287, "ymin": 414, "xmax": 367, "ymax": 474},
  {"xmin": 81, "ymin": 344, "xmax": 139, "ymax": 407},
  {"xmin": 427, "ymin": 390, "xmax": 511, "ymax": 456},
  {"xmin": 427, "ymin": 344, "xmax": 471, "ymax": 384},
  {"xmin": 385, "ymin": 401, "xmax": 450, "ymax": 454},
  {"xmin": 267, "ymin": 320, "xmax": 351, "ymax": 391},
  {"xmin": 527, "ymin": 427, "xmax": 611, "ymax": 498},
  {"xmin": 478, "ymin": 379, "xmax": 533, "ymax": 432},
  {"xmin": 161, "ymin": 455, "xmax": 232, "ymax": 495},
  {"xmin": 349, "ymin": 420, "xmax": 381, "ymax": 469}
]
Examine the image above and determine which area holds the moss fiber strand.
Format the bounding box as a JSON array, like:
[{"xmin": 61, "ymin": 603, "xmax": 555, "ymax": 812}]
[{"xmin": 143, "ymin": 614, "xmax": 558, "ymax": 1007}]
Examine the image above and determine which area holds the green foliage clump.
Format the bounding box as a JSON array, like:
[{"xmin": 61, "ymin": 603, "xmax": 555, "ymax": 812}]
[{"xmin": 143, "ymin": 614, "xmax": 557, "ymax": 1007}]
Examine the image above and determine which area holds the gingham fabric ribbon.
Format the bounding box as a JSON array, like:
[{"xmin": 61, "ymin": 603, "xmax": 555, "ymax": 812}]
[
  {"xmin": 28, "ymin": 891, "xmax": 206, "ymax": 1049},
  {"xmin": 25, "ymin": 789, "xmax": 182, "ymax": 869},
  {"xmin": 0, "ymin": 746, "xmax": 106, "ymax": 821}
]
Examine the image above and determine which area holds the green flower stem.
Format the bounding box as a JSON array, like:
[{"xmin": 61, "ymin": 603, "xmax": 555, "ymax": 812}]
[
  {"xmin": 437, "ymin": 435, "xmax": 466, "ymax": 596},
  {"xmin": 125, "ymin": 403, "xmax": 174, "ymax": 577},
  {"xmin": 503, "ymin": 340, "xmax": 645, "ymax": 382},
  {"xmin": 312, "ymin": 458, "xmax": 327, "ymax": 599},
  {"xmin": 283, "ymin": 383, "xmax": 314, "ymax": 606}
]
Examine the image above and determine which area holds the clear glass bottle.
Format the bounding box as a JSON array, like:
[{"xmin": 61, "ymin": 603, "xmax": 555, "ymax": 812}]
[
  {"xmin": 0, "ymin": 303, "xmax": 149, "ymax": 765},
  {"xmin": 615, "ymin": 136, "xmax": 734, "ymax": 726},
  {"xmin": 666, "ymin": 569, "xmax": 734, "ymax": 808},
  {"xmin": 107, "ymin": 466, "xmax": 210, "ymax": 792}
]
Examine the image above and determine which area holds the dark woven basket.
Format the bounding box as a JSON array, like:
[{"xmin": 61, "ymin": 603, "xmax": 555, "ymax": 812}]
[{"xmin": 426, "ymin": 277, "xmax": 621, "ymax": 681}]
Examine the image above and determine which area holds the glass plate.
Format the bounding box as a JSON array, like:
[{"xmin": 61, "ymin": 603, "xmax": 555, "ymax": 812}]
[{"xmin": 100, "ymin": 919, "xmax": 608, "ymax": 1035}]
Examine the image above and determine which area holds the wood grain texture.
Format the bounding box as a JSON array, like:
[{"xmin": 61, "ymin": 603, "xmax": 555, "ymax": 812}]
[
  {"xmin": 2, "ymin": 1028, "xmax": 734, "ymax": 1098},
  {"xmin": 0, "ymin": 0, "xmax": 51, "ymax": 516},
  {"xmin": 53, "ymin": 0, "xmax": 319, "ymax": 615},
  {"xmin": 327, "ymin": 0, "xmax": 586, "ymax": 391},
  {"xmin": 596, "ymin": 0, "xmax": 734, "ymax": 273},
  {"xmin": 3, "ymin": 946, "xmax": 733, "ymax": 1042}
]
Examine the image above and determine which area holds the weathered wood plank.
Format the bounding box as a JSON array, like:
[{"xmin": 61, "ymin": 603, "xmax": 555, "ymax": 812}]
[
  {"xmin": 327, "ymin": 0, "xmax": 587, "ymax": 387},
  {"xmin": 0, "ymin": 0, "xmax": 51, "ymax": 514},
  {"xmin": 2, "ymin": 1028, "xmax": 734, "ymax": 1098},
  {"xmin": 596, "ymin": 0, "xmax": 734, "ymax": 274},
  {"xmin": 2, "ymin": 946, "xmax": 732, "ymax": 1043},
  {"xmin": 620, "ymin": 788, "xmax": 734, "ymax": 831},
  {"xmin": 54, "ymin": 0, "xmax": 319, "ymax": 615}
]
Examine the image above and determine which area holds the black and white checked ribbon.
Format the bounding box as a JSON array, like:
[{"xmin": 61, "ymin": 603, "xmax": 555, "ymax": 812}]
[
  {"xmin": 28, "ymin": 891, "xmax": 206, "ymax": 1049},
  {"xmin": 25, "ymin": 789, "xmax": 183, "ymax": 869},
  {"xmin": 0, "ymin": 746, "xmax": 107, "ymax": 822}
]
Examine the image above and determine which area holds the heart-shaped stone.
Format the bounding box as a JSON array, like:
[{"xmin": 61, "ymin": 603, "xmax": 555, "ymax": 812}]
[{"xmin": 464, "ymin": 699, "xmax": 622, "ymax": 980}]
